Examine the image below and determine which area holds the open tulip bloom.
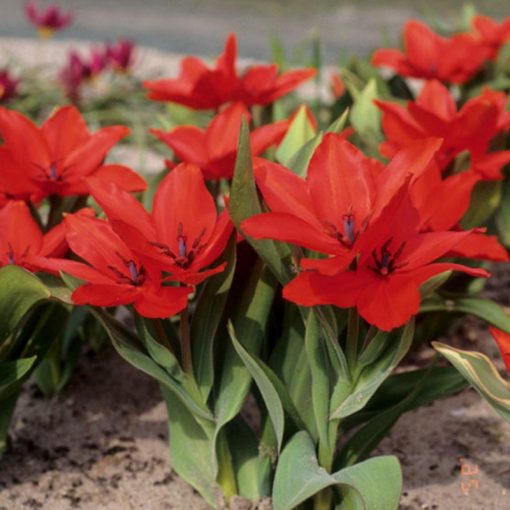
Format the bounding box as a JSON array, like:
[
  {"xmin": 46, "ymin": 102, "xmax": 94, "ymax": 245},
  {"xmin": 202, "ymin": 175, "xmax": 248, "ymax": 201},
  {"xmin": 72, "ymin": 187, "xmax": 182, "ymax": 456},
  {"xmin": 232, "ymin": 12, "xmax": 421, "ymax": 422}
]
[
  {"xmin": 144, "ymin": 33, "xmax": 316, "ymax": 110},
  {"xmin": 5, "ymin": 16, "xmax": 510, "ymax": 510}
]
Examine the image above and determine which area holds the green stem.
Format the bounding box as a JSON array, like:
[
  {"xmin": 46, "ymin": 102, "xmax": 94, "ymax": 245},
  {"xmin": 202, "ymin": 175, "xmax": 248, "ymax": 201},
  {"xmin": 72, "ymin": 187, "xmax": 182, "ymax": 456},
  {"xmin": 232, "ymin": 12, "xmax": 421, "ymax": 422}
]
[
  {"xmin": 152, "ymin": 318, "xmax": 173, "ymax": 353},
  {"xmin": 180, "ymin": 306, "xmax": 193, "ymax": 376},
  {"xmin": 46, "ymin": 195, "xmax": 63, "ymax": 231},
  {"xmin": 346, "ymin": 308, "xmax": 359, "ymax": 367},
  {"xmin": 314, "ymin": 488, "xmax": 333, "ymax": 510}
]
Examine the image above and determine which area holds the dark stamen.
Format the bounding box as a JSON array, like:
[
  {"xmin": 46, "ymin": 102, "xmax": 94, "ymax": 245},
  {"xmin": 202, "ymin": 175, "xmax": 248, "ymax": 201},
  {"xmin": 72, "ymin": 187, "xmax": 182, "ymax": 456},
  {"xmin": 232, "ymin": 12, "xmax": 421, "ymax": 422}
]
[{"xmin": 370, "ymin": 238, "xmax": 407, "ymax": 276}]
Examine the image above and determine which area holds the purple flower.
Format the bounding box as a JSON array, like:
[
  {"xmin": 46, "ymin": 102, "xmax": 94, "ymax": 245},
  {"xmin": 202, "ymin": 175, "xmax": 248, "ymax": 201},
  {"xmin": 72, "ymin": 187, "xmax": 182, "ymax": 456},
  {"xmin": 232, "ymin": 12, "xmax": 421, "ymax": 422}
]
[
  {"xmin": 0, "ymin": 70, "xmax": 20, "ymax": 103},
  {"xmin": 25, "ymin": 0, "xmax": 73, "ymax": 37}
]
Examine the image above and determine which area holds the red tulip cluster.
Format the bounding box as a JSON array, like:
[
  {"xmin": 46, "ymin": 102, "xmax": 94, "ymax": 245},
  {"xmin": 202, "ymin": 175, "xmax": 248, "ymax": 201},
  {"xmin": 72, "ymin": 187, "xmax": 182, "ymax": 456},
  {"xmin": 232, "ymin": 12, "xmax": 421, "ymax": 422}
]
[{"xmin": 372, "ymin": 16, "xmax": 510, "ymax": 84}]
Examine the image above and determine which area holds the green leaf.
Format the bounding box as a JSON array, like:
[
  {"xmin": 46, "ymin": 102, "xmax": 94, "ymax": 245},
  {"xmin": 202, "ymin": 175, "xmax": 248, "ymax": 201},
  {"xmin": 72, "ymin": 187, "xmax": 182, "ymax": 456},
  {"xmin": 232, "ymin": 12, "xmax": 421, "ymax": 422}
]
[
  {"xmin": 337, "ymin": 364, "xmax": 466, "ymax": 466},
  {"xmin": 0, "ymin": 266, "xmax": 51, "ymax": 345},
  {"xmin": 272, "ymin": 431, "xmax": 402, "ymax": 510},
  {"xmin": 214, "ymin": 262, "xmax": 276, "ymax": 436},
  {"xmin": 0, "ymin": 357, "xmax": 36, "ymax": 387},
  {"xmin": 496, "ymin": 179, "xmax": 510, "ymax": 247},
  {"xmin": 228, "ymin": 322, "xmax": 285, "ymax": 452},
  {"xmin": 327, "ymin": 108, "xmax": 350, "ymax": 134},
  {"xmin": 433, "ymin": 342, "xmax": 510, "ymax": 422},
  {"xmin": 286, "ymin": 133, "xmax": 322, "ymax": 177},
  {"xmin": 275, "ymin": 105, "xmax": 316, "ymax": 167},
  {"xmin": 226, "ymin": 418, "xmax": 269, "ymax": 500},
  {"xmin": 461, "ymin": 180, "xmax": 502, "ymax": 229},
  {"xmin": 331, "ymin": 320, "xmax": 414, "ymax": 420},
  {"xmin": 230, "ymin": 118, "xmax": 292, "ymax": 284},
  {"xmin": 420, "ymin": 296, "xmax": 510, "ymax": 333},
  {"xmin": 160, "ymin": 386, "xmax": 219, "ymax": 507},
  {"xmin": 191, "ymin": 236, "xmax": 236, "ymax": 400},
  {"xmin": 305, "ymin": 312, "xmax": 330, "ymax": 451},
  {"xmin": 349, "ymin": 79, "xmax": 382, "ymax": 141}
]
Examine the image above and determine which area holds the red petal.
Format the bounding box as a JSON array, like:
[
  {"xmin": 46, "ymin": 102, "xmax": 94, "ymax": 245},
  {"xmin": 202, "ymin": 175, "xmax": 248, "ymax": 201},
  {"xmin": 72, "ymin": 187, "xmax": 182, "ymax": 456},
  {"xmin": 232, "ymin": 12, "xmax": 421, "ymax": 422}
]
[
  {"xmin": 0, "ymin": 107, "xmax": 51, "ymax": 168},
  {"xmin": 0, "ymin": 201, "xmax": 43, "ymax": 265},
  {"xmin": 153, "ymin": 163, "xmax": 217, "ymax": 254},
  {"xmin": 254, "ymin": 158, "xmax": 319, "ymax": 227},
  {"xmin": 134, "ymin": 284, "xmax": 191, "ymax": 318},
  {"xmin": 151, "ymin": 126, "xmax": 208, "ymax": 166},
  {"xmin": 241, "ymin": 212, "xmax": 341, "ymax": 253},
  {"xmin": 62, "ymin": 125, "xmax": 130, "ymax": 179},
  {"xmin": 416, "ymin": 80, "xmax": 457, "ymax": 121},
  {"xmin": 448, "ymin": 233, "xmax": 509, "ymax": 262},
  {"xmin": 489, "ymin": 327, "xmax": 510, "ymax": 373},
  {"xmin": 41, "ymin": 106, "xmax": 89, "ymax": 161},
  {"xmin": 307, "ymin": 133, "xmax": 375, "ymax": 230},
  {"xmin": 251, "ymin": 120, "xmax": 289, "ymax": 155},
  {"xmin": 72, "ymin": 283, "xmax": 139, "ymax": 307},
  {"xmin": 92, "ymin": 164, "xmax": 147, "ymax": 192}
]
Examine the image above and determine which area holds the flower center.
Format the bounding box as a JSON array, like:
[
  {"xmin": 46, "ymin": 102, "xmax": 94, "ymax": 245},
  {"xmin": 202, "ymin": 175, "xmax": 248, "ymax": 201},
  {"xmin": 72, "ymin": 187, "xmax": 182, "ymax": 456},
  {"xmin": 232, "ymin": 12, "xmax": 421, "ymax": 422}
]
[
  {"xmin": 323, "ymin": 213, "xmax": 359, "ymax": 248},
  {"xmin": 108, "ymin": 253, "xmax": 146, "ymax": 286},
  {"xmin": 149, "ymin": 222, "xmax": 207, "ymax": 269},
  {"xmin": 370, "ymin": 238, "xmax": 407, "ymax": 276}
]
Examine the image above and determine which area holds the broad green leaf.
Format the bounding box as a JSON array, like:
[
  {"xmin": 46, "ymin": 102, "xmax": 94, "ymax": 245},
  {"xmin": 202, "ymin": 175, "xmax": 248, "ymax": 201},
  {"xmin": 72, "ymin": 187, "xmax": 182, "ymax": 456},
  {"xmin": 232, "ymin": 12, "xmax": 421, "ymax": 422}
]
[
  {"xmin": 433, "ymin": 342, "xmax": 510, "ymax": 422},
  {"xmin": 0, "ymin": 266, "xmax": 51, "ymax": 344},
  {"xmin": 275, "ymin": 105, "xmax": 316, "ymax": 167},
  {"xmin": 161, "ymin": 386, "xmax": 219, "ymax": 507},
  {"xmin": 349, "ymin": 79, "xmax": 382, "ymax": 141},
  {"xmin": 213, "ymin": 263, "xmax": 276, "ymax": 477},
  {"xmin": 270, "ymin": 303, "xmax": 317, "ymax": 439},
  {"xmin": 0, "ymin": 357, "xmax": 36, "ymax": 387},
  {"xmin": 337, "ymin": 365, "xmax": 466, "ymax": 466},
  {"xmin": 191, "ymin": 236, "xmax": 236, "ymax": 400},
  {"xmin": 461, "ymin": 181, "xmax": 502, "ymax": 229},
  {"xmin": 331, "ymin": 320, "xmax": 414, "ymax": 420},
  {"xmin": 496, "ymin": 179, "xmax": 510, "ymax": 247},
  {"xmin": 272, "ymin": 431, "xmax": 402, "ymax": 510},
  {"xmin": 327, "ymin": 108, "xmax": 350, "ymax": 134},
  {"xmin": 226, "ymin": 418, "xmax": 269, "ymax": 500},
  {"xmin": 229, "ymin": 322, "xmax": 285, "ymax": 452},
  {"xmin": 286, "ymin": 133, "xmax": 322, "ymax": 177},
  {"xmin": 420, "ymin": 296, "xmax": 510, "ymax": 333},
  {"xmin": 305, "ymin": 312, "xmax": 330, "ymax": 451},
  {"xmin": 230, "ymin": 118, "xmax": 292, "ymax": 285}
]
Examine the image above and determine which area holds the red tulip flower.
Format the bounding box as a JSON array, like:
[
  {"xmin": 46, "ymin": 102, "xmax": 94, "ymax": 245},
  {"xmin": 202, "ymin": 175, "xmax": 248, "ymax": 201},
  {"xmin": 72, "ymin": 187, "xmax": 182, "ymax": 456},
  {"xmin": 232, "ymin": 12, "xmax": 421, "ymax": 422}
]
[
  {"xmin": 0, "ymin": 201, "xmax": 73, "ymax": 270},
  {"xmin": 86, "ymin": 163, "xmax": 233, "ymax": 285},
  {"xmin": 376, "ymin": 80, "xmax": 510, "ymax": 178},
  {"xmin": 0, "ymin": 106, "xmax": 144, "ymax": 201},
  {"xmin": 372, "ymin": 20, "xmax": 489, "ymax": 84},
  {"xmin": 489, "ymin": 327, "xmax": 510, "ymax": 373},
  {"xmin": 0, "ymin": 70, "xmax": 20, "ymax": 104},
  {"xmin": 33, "ymin": 213, "xmax": 192, "ymax": 318},
  {"xmin": 25, "ymin": 0, "xmax": 73, "ymax": 38},
  {"xmin": 151, "ymin": 102, "xmax": 289, "ymax": 179},
  {"xmin": 241, "ymin": 133, "xmax": 442, "ymax": 275},
  {"xmin": 282, "ymin": 188, "xmax": 489, "ymax": 331},
  {"xmin": 144, "ymin": 33, "xmax": 315, "ymax": 110},
  {"xmin": 472, "ymin": 15, "xmax": 510, "ymax": 60},
  {"xmin": 409, "ymin": 164, "xmax": 508, "ymax": 262}
]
